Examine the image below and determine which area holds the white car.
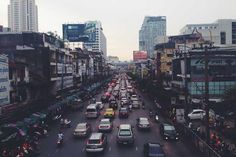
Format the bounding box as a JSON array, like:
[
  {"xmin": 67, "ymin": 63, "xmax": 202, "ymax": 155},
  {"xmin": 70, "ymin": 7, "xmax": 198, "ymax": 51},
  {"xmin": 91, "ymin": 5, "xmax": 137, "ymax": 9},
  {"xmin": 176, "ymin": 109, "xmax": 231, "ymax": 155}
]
[
  {"xmin": 121, "ymin": 98, "xmax": 128, "ymax": 104},
  {"xmin": 96, "ymin": 102, "xmax": 104, "ymax": 110},
  {"xmin": 188, "ymin": 109, "xmax": 206, "ymax": 120},
  {"xmin": 98, "ymin": 118, "xmax": 113, "ymax": 132}
]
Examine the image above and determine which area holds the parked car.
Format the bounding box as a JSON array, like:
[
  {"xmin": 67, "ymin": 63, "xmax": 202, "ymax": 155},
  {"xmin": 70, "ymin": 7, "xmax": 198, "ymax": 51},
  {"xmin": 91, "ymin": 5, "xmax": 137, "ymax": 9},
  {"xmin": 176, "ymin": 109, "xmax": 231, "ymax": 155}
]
[
  {"xmin": 116, "ymin": 124, "xmax": 134, "ymax": 145},
  {"xmin": 98, "ymin": 118, "xmax": 113, "ymax": 132},
  {"xmin": 160, "ymin": 123, "xmax": 179, "ymax": 140},
  {"xmin": 188, "ymin": 109, "xmax": 206, "ymax": 120},
  {"xmin": 86, "ymin": 133, "xmax": 107, "ymax": 153},
  {"xmin": 104, "ymin": 108, "xmax": 115, "ymax": 118},
  {"xmin": 73, "ymin": 123, "xmax": 91, "ymax": 138},
  {"xmin": 143, "ymin": 142, "xmax": 165, "ymax": 157},
  {"xmin": 136, "ymin": 117, "xmax": 151, "ymax": 130},
  {"xmin": 119, "ymin": 107, "xmax": 129, "ymax": 118}
]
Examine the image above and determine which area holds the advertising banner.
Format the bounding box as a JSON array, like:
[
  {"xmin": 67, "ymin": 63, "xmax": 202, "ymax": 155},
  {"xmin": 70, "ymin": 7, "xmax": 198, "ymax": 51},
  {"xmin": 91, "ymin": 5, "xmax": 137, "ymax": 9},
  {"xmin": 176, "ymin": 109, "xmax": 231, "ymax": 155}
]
[
  {"xmin": 0, "ymin": 54, "xmax": 10, "ymax": 106},
  {"xmin": 133, "ymin": 51, "xmax": 148, "ymax": 61}
]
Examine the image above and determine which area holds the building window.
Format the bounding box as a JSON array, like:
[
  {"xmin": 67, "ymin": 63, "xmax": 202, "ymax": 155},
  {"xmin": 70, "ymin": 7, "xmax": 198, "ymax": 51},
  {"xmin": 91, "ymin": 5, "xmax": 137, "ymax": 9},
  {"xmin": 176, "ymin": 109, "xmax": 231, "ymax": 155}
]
[
  {"xmin": 232, "ymin": 22, "xmax": 236, "ymax": 44},
  {"xmin": 220, "ymin": 32, "xmax": 226, "ymax": 44}
]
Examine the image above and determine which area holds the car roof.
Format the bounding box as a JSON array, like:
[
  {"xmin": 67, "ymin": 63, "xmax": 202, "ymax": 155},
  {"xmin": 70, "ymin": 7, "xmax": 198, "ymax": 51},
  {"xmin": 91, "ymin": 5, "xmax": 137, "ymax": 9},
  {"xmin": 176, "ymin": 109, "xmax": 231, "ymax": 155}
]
[
  {"xmin": 119, "ymin": 124, "xmax": 131, "ymax": 129},
  {"xmin": 162, "ymin": 123, "xmax": 172, "ymax": 126},
  {"xmin": 89, "ymin": 133, "xmax": 103, "ymax": 140},
  {"xmin": 147, "ymin": 142, "xmax": 162, "ymax": 147},
  {"xmin": 140, "ymin": 117, "xmax": 148, "ymax": 121},
  {"xmin": 106, "ymin": 108, "xmax": 113, "ymax": 111},
  {"xmin": 192, "ymin": 109, "xmax": 204, "ymax": 112},
  {"xmin": 77, "ymin": 123, "xmax": 87, "ymax": 127}
]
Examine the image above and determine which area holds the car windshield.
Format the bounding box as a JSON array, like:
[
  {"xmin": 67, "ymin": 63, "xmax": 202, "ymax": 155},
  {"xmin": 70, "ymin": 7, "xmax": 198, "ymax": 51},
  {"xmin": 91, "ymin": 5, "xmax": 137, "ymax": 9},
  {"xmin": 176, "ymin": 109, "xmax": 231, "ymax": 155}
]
[
  {"xmin": 76, "ymin": 124, "xmax": 86, "ymax": 129},
  {"xmin": 119, "ymin": 130, "xmax": 131, "ymax": 136},
  {"xmin": 88, "ymin": 139, "xmax": 100, "ymax": 144},
  {"xmin": 164, "ymin": 125, "xmax": 176, "ymax": 133},
  {"xmin": 87, "ymin": 109, "xmax": 96, "ymax": 112},
  {"xmin": 100, "ymin": 120, "xmax": 110, "ymax": 124},
  {"xmin": 140, "ymin": 119, "xmax": 149, "ymax": 124}
]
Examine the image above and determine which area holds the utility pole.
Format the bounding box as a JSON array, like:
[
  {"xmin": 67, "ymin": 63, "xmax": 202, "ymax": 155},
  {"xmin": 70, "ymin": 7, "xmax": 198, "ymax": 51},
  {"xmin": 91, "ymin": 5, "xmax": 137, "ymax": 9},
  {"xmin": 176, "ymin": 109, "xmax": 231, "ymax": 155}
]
[
  {"xmin": 184, "ymin": 38, "xmax": 189, "ymax": 120},
  {"xmin": 204, "ymin": 45, "xmax": 210, "ymax": 144}
]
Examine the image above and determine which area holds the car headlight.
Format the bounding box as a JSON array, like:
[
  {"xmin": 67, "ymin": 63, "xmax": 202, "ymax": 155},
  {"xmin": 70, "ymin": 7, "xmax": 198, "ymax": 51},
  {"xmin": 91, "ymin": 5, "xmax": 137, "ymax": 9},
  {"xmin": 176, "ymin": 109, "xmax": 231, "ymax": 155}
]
[{"xmin": 165, "ymin": 137, "xmax": 168, "ymax": 140}]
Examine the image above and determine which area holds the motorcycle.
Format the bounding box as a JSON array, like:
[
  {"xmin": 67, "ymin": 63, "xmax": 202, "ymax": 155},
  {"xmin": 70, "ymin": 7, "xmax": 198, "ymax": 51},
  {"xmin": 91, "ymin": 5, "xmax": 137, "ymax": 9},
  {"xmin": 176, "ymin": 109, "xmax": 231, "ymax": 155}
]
[{"xmin": 60, "ymin": 119, "xmax": 71, "ymax": 128}]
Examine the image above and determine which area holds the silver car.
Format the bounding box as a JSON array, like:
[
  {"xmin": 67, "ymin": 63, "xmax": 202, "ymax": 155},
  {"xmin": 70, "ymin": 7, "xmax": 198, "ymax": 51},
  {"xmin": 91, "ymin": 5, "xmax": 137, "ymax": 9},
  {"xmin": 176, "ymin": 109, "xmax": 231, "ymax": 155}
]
[
  {"xmin": 116, "ymin": 124, "xmax": 134, "ymax": 145},
  {"xmin": 86, "ymin": 133, "xmax": 107, "ymax": 153}
]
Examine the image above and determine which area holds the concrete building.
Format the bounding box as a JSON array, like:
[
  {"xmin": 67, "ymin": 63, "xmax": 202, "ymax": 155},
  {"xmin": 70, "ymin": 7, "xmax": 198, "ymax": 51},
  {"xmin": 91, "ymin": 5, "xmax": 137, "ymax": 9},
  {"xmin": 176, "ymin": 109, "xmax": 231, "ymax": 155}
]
[
  {"xmin": 107, "ymin": 56, "xmax": 119, "ymax": 63},
  {"xmin": 0, "ymin": 25, "xmax": 11, "ymax": 32},
  {"xmin": 139, "ymin": 16, "xmax": 166, "ymax": 58},
  {"xmin": 84, "ymin": 21, "xmax": 107, "ymax": 59},
  {"xmin": 8, "ymin": 0, "xmax": 38, "ymax": 32},
  {"xmin": 0, "ymin": 32, "xmax": 73, "ymax": 105},
  {"xmin": 62, "ymin": 21, "xmax": 107, "ymax": 59},
  {"xmin": 180, "ymin": 19, "xmax": 236, "ymax": 46}
]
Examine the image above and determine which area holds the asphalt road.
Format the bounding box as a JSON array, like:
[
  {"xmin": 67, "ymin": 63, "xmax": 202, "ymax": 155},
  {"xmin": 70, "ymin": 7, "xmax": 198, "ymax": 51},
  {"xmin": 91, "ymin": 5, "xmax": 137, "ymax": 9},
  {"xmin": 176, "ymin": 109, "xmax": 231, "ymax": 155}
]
[{"xmin": 38, "ymin": 88, "xmax": 202, "ymax": 157}]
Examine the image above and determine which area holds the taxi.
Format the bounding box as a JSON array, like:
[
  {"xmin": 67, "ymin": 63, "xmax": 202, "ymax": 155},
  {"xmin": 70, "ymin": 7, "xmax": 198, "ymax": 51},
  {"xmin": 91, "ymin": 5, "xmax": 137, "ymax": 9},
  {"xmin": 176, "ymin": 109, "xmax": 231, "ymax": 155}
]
[{"xmin": 104, "ymin": 108, "xmax": 115, "ymax": 118}]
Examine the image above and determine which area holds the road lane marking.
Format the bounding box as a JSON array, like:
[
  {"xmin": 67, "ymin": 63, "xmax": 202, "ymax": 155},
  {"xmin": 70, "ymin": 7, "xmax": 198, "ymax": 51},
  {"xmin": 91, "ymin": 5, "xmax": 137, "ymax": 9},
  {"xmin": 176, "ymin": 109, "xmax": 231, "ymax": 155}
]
[
  {"xmin": 135, "ymin": 146, "xmax": 138, "ymax": 151},
  {"xmin": 82, "ymin": 147, "xmax": 85, "ymax": 152},
  {"xmin": 109, "ymin": 147, "xmax": 112, "ymax": 151}
]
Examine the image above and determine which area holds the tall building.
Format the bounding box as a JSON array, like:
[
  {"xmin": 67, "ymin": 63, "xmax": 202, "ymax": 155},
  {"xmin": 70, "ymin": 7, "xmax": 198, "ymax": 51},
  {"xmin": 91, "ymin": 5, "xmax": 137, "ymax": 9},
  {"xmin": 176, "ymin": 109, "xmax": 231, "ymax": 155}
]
[
  {"xmin": 139, "ymin": 16, "xmax": 166, "ymax": 58},
  {"xmin": 180, "ymin": 19, "xmax": 236, "ymax": 46},
  {"xmin": 84, "ymin": 21, "xmax": 107, "ymax": 59},
  {"xmin": 8, "ymin": 0, "xmax": 38, "ymax": 32},
  {"xmin": 62, "ymin": 21, "xmax": 107, "ymax": 59}
]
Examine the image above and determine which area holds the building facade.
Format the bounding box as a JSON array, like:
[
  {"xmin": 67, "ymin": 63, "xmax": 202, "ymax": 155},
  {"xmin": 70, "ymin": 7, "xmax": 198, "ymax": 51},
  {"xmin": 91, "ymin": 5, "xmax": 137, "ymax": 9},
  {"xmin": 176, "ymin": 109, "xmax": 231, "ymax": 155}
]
[
  {"xmin": 0, "ymin": 32, "xmax": 73, "ymax": 105},
  {"xmin": 180, "ymin": 19, "xmax": 236, "ymax": 46},
  {"xmin": 84, "ymin": 21, "xmax": 107, "ymax": 59},
  {"xmin": 8, "ymin": 0, "xmax": 38, "ymax": 32},
  {"xmin": 139, "ymin": 16, "xmax": 166, "ymax": 58},
  {"xmin": 172, "ymin": 47, "xmax": 236, "ymax": 100},
  {"xmin": 62, "ymin": 21, "xmax": 107, "ymax": 59}
]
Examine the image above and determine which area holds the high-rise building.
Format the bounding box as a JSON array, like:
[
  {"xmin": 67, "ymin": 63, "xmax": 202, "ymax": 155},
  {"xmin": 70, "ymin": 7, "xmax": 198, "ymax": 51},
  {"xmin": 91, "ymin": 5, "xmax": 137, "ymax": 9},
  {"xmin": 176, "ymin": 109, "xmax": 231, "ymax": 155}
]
[
  {"xmin": 8, "ymin": 0, "xmax": 38, "ymax": 32},
  {"xmin": 62, "ymin": 21, "xmax": 107, "ymax": 59},
  {"xmin": 84, "ymin": 21, "xmax": 107, "ymax": 58},
  {"xmin": 180, "ymin": 19, "xmax": 236, "ymax": 46},
  {"xmin": 139, "ymin": 16, "xmax": 166, "ymax": 58}
]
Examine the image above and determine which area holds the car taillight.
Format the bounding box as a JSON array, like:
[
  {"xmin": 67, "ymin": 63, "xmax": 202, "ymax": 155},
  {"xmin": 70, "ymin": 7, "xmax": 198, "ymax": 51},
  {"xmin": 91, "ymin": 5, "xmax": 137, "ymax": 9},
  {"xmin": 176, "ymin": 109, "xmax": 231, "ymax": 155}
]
[
  {"xmin": 99, "ymin": 139, "xmax": 103, "ymax": 144},
  {"xmin": 86, "ymin": 140, "xmax": 90, "ymax": 145}
]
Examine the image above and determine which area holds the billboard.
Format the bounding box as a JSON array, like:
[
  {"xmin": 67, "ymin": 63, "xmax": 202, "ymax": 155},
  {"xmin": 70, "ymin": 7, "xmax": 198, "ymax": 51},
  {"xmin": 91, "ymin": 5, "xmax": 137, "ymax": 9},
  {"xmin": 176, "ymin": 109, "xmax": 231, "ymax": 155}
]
[
  {"xmin": 133, "ymin": 51, "xmax": 148, "ymax": 61},
  {"xmin": 0, "ymin": 54, "xmax": 10, "ymax": 106},
  {"xmin": 63, "ymin": 24, "xmax": 89, "ymax": 42}
]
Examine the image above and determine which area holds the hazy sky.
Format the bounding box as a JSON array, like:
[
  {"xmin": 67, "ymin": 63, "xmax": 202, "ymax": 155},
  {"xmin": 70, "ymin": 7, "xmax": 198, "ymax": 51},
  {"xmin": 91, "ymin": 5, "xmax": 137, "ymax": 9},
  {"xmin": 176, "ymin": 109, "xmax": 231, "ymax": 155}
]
[{"xmin": 1, "ymin": 0, "xmax": 236, "ymax": 60}]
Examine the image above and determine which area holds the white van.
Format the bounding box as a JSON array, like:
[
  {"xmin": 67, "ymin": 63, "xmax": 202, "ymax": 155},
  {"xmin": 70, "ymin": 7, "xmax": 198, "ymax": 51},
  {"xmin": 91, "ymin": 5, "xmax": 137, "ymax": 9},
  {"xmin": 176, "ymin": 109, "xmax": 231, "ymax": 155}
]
[{"xmin": 85, "ymin": 104, "xmax": 100, "ymax": 118}]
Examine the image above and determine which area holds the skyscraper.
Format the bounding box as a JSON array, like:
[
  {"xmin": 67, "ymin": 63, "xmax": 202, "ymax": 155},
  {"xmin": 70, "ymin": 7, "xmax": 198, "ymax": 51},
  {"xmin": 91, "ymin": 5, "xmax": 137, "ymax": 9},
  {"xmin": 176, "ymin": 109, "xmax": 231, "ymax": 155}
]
[
  {"xmin": 62, "ymin": 21, "xmax": 107, "ymax": 59},
  {"xmin": 84, "ymin": 21, "xmax": 107, "ymax": 58},
  {"xmin": 139, "ymin": 16, "xmax": 166, "ymax": 58},
  {"xmin": 8, "ymin": 0, "xmax": 38, "ymax": 32}
]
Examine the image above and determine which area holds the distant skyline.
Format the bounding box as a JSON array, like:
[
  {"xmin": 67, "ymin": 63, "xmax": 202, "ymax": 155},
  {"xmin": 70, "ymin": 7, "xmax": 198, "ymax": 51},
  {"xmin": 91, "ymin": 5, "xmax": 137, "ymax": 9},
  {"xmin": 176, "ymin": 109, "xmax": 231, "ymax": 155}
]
[{"xmin": 1, "ymin": 0, "xmax": 236, "ymax": 61}]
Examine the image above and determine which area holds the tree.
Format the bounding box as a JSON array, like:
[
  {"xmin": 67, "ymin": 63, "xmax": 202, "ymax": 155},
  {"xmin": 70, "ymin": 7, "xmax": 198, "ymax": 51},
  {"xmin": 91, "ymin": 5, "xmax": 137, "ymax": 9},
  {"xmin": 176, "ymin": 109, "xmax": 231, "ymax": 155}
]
[{"xmin": 223, "ymin": 85, "xmax": 236, "ymax": 129}]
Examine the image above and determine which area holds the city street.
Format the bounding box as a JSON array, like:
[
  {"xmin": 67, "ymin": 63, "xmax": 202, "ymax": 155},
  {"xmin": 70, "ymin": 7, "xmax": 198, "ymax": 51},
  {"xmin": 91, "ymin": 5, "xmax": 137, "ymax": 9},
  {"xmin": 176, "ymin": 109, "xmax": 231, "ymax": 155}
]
[{"xmin": 38, "ymin": 88, "xmax": 202, "ymax": 157}]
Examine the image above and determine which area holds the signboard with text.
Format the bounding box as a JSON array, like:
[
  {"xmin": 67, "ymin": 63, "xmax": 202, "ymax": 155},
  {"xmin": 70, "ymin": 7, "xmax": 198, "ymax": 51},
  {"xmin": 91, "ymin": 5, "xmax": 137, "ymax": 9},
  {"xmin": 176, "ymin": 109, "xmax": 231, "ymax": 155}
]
[
  {"xmin": 133, "ymin": 51, "xmax": 148, "ymax": 61},
  {"xmin": 0, "ymin": 54, "xmax": 10, "ymax": 106}
]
